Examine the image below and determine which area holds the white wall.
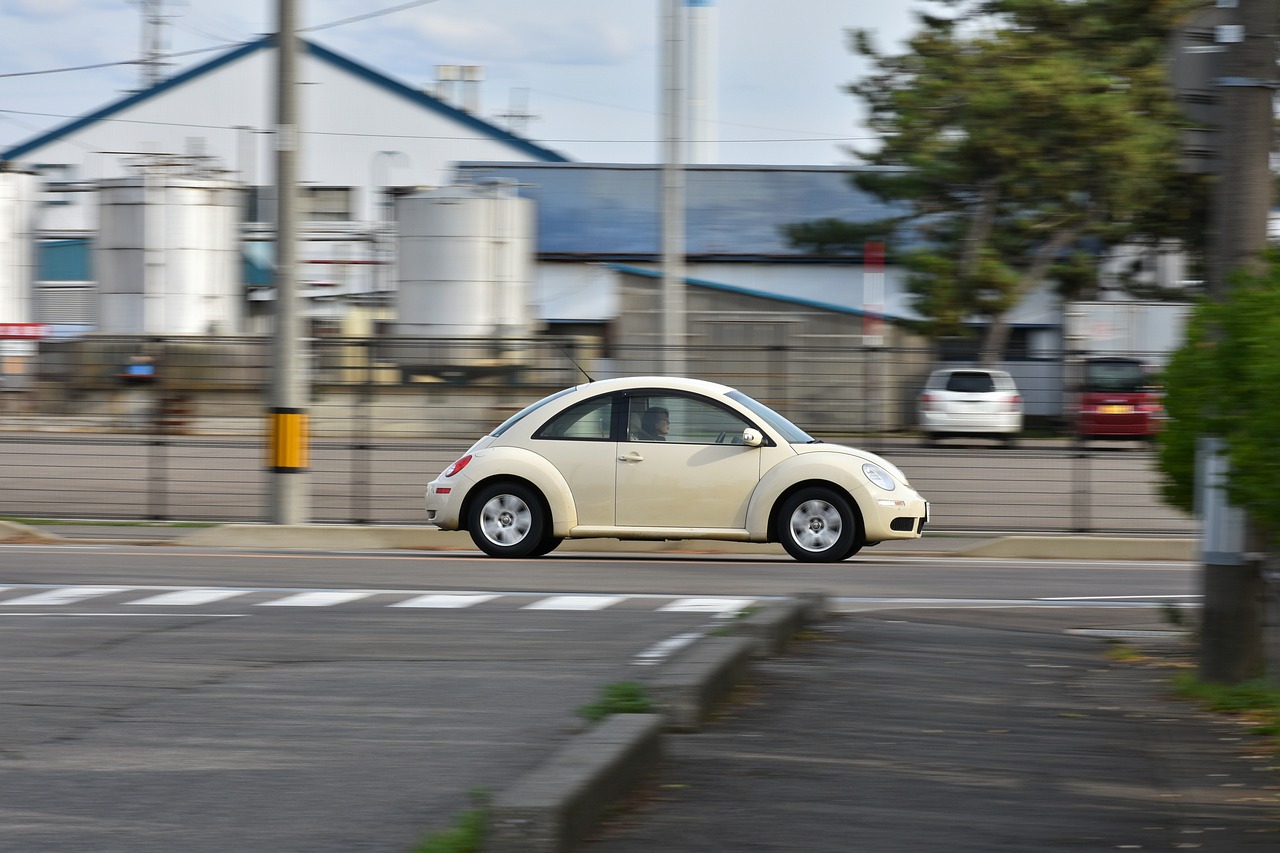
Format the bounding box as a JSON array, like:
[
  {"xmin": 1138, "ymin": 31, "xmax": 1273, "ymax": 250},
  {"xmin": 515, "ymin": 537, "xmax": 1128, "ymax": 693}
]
[
  {"xmin": 0, "ymin": 172, "xmax": 37, "ymax": 323},
  {"xmin": 11, "ymin": 45, "xmax": 554, "ymax": 232}
]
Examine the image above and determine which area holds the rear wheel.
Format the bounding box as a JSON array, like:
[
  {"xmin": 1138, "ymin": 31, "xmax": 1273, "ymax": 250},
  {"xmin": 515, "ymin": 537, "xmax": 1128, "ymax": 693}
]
[
  {"xmin": 777, "ymin": 487, "xmax": 859, "ymax": 563},
  {"xmin": 468, "ymin": 481, "xmax": 548, "ymax": 558}
]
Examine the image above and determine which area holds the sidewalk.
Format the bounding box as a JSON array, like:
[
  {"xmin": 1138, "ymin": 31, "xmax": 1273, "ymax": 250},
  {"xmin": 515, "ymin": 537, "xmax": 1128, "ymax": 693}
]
[
  {"xmin": 0, "ymin": 520, "xmax": 1198, "ymax": 561},
  {"xmin": 588, "ymin": 609, "xmax": 1280, "ymax": 852}
]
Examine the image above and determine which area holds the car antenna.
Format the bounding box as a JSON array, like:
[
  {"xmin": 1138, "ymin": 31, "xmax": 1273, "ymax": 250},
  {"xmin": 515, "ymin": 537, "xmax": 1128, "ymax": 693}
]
[{"xmin": 559, "ymin": 344, "xmax": 595, "ymax": 383}]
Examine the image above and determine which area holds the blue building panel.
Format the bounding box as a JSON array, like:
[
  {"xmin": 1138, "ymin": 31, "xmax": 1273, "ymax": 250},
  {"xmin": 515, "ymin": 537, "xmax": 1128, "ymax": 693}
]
[
  {"xmin": 37, "ymin": 239, "xmax": 92, "ymax": 282},
  {"xmin": 455, "ymin": 163, "xmax": 910, "ymax": 258}
]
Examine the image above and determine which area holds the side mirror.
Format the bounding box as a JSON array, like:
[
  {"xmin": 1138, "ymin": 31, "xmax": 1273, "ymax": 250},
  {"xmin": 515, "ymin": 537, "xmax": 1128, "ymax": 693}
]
[{"xmin": 742, "ymin": 428, "xmax": 763, "ymax": 447}]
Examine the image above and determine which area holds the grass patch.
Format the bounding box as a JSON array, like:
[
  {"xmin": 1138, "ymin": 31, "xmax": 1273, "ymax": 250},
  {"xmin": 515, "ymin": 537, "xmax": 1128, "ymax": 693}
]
[
  {"xmin": 409, "ymin": 791, "xmax": 488, "ymax": 853},
  {"xmin": 577, "ymin": 681, "xmax": 654, "ymax": 723},
  {"xmin": 1173, "ymin": 673, "xmax": 1280, "ymax": 738},
  {"xmin": 1104, "ymin": 642, "xmax": 1145, "ymax": 663}
]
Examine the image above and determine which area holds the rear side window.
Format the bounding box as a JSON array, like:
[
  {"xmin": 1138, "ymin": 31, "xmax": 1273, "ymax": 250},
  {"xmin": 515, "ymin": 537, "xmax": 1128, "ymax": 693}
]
[
  {"xmin": 534, "ymin": 396, "xmax": 615, "ymax": 441},
  {"xmin": 944, "ymin": 371, "xmax": 996, "ymax": 393},
  {"xmin": 490, "ymin": 387, "xmax": 577, "ymax": 437}
]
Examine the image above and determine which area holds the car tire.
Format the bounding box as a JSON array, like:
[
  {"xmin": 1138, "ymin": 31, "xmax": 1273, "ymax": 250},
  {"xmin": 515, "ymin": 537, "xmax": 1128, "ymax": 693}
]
[
  {"xmin": 528, "ymin": 534, "xmax": 563, "ymax": 557},
  {"xmin": 468, "ymin": 481, "xmax": 548, "ymax": 558},
  {"xmin": 777, "ymin": 487, "xmax": 859, "ymax": 563}
]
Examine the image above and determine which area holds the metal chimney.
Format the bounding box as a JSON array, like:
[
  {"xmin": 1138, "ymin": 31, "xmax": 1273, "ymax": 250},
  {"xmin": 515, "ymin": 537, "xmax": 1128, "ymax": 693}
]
[{"xmin": 685, "ymin": 0, "xmax": 718, "ymax": 164}]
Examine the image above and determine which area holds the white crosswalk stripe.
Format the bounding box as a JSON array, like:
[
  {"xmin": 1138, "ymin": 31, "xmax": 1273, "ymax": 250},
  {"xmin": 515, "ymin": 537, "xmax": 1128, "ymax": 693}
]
[
  {"xmin": 128, "ymin": 589, "xmax": 249, "ymax": 606},
  {"xmin": 391, "ymin": 594, "xmax": 500, "ymax": 609},
  {"xmin": 660, "ymin": 598, "xmax": 756, "ymax": 615},
  {"xmin": 522, "ymin": 595, "xmax": 627, "ymax": 611},
  {"xmin": 257, "ymin": 591, "xmax": 377, "ymax": 607},
  {"xmin": 2, "ymin": 587, "xmax": 130, "ymax": 606},
  {"xmin": 0, "ymin": 585, "xmax": 761, "ymax": 614}
]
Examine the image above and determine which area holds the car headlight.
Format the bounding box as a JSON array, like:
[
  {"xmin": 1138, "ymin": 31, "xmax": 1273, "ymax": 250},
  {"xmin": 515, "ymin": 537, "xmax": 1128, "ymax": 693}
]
[{"xmin": 862, "ymin": 462, "xmax": 896, "ymax": 492}]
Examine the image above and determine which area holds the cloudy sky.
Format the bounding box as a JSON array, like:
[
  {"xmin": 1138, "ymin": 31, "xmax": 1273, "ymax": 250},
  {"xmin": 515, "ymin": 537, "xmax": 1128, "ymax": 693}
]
[{"xmin": 0, "ymin": 0, "xmax": 929, "ymax": 164}]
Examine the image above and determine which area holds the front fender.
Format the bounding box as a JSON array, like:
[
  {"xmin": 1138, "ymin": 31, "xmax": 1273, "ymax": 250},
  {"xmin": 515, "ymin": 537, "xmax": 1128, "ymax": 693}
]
[
  {"xmin": 460, "ymin": 447, "xmax": 579, "ymax": 536},
  {"xmin": 746, "ymin": 452, "xmax": 874, "ymax": 539}
]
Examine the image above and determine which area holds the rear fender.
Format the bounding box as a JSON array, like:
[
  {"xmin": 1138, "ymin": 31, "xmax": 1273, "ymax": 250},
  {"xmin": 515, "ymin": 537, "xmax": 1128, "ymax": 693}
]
[{"xmin": 458, "ymin": 447, "xmax": 578, "ymax": 536}]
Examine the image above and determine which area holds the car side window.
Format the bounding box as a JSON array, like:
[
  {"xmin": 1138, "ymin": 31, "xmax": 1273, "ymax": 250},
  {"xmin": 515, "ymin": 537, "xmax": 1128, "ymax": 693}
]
[
  {"xmin": 535, "ymin": 397, "xmax": 615, "ymax": 441},
  {"xmin": 626, "ymin": 394, "xmax": 752, "ymax": 445}
]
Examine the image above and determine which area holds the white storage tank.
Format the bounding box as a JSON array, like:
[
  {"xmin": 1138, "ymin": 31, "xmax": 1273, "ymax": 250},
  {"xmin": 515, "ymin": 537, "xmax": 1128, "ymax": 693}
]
[
  {"xmin": 395, "ymin": 180, "xmax": 535, "ymax": 337},
  {"xmin": 0, "ymin": 169, "xmax": 37, "ymax": 324},
  {"xmin": 95, "ymin": 171, "xmax": 242, "ymax": 334}
]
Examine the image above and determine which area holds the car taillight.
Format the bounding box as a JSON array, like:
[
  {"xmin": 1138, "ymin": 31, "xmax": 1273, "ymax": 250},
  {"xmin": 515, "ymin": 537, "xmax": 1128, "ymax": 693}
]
[
  {"xmin": 1007, "ymin": 394, "xmax": 1022, "ymax": 412},
  {"xmin": 920, "ymin": 392, "xmax": 937, "ymax": 411},
  {"xmin": 443, "ymin": 455, "xmax": 472, "ymax": 478}
]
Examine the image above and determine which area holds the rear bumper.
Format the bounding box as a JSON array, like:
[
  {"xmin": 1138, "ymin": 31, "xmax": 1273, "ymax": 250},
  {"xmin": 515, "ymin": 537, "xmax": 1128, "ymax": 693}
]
[{"xmin": 921, "ymin": 411, "xmax": 1022, "ymax": 434}]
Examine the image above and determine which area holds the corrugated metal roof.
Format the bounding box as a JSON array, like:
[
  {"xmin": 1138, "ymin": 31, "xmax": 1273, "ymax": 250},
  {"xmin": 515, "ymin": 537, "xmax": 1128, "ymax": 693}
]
[
  {"xmin": 3, "ymin": 38, "xmax": 568, "ymax": 164},
  {"xmin": 609, "ymin": 263, "xmax": 896, "ymax": 320},
  {"xmin": 454, "ymin": 162, "xmax": 911, "ymax": 259}
]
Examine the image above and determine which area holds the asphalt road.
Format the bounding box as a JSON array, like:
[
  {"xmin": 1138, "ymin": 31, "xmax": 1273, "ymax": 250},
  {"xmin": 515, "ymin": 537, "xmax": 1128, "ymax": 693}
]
[
  {"xmin": 0, "ymin": 433, "xmax": 1196, "ymax": 534},
  {"xmin": 0, "ymin": 544, "xmax": 1201, "ymax": 852}
]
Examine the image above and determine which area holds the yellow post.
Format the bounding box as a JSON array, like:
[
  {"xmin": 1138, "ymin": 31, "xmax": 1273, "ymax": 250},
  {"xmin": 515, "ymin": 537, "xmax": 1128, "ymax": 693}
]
[{"xmin": 268, "ymin": 408, "xmax": 309, "ymax": 472}]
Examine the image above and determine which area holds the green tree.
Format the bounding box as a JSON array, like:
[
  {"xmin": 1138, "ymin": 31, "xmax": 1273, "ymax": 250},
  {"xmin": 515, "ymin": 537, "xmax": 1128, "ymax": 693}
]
[
  {"xmin": 1160, "ymin": 256, "xmax": 1280, "ymax": 541},
  {"xmin": 792, "ymin": 0, "xmax": 1207, "ymax": 360}
]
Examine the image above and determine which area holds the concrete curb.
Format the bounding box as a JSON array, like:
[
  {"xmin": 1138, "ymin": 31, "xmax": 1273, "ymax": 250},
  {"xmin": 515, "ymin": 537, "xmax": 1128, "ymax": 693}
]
[
  {"xmin": 956, "ymin": 535, "xmax": 1197, "ymax": 561},
  {"xmin": 485, "ymin": 596, "xmax": 823, "ymax": 852},
  {"xmin": 645, "ymin": 636, "xmax": 757, "ymax": 732},
  {"xmin": 487, "ymin": 714, "xmax": 665, "ymax": 853},
  {"xmin": 0, "ymin": 520, "xmax": 61, "ymax": 544}
]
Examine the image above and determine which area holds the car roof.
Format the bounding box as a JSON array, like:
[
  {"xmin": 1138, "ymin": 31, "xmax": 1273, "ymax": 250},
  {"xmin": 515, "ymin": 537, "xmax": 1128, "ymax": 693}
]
[
  {"xmin": 571, "ymin": 375, "xmax": 739, "ymax": 396},
  {"xmin": 928, "ymin": 367, "xmax": 1012, "ymax": 377}
]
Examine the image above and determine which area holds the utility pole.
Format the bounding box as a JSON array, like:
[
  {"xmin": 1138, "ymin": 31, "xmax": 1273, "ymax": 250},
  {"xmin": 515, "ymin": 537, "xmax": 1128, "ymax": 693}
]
[
  {"xmin": 1198, "ymin": 0, "xmax": 1276, "ymax": 683},
  {"xmin": 661, "ymin": 0, "xmax": 687, "ymax": 377},
  {"xmin": 267, "ymin": 0, "xmax": 309, "ymax": 524}
]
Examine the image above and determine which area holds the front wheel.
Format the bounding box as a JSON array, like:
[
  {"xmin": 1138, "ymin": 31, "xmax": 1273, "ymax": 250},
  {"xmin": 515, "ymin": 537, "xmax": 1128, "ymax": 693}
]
[
  {"xmin": 467, "ymin": 481, "xmax": 549, "ymax": 558},
  {"xmin": 776, "ymin": 487, "xmax": 859, "ymax": 563}
]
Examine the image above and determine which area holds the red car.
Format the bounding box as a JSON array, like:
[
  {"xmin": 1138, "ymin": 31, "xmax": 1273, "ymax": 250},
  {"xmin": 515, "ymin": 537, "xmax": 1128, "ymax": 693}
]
[{"xmin": 1076, "ymin": 357, "xmax": 1164, "ymax": 441}]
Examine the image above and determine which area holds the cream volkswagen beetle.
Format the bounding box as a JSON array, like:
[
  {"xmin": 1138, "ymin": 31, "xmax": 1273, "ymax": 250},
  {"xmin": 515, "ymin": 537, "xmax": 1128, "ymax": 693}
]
[{"xmin": 425, "ymin": 377, "xmax": 929, "ymax": 562}]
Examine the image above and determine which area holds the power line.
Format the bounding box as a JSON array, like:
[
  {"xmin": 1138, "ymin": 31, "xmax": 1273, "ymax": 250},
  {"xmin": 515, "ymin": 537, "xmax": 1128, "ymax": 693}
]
[
  {"xmin": 0, "ymin": 106, "xmax": 876, "ymax": 146},
  {"xmin": 0, "ymin": 0, "xmax": 444, "ymax": 80},
  {"xmin": 0, "ymin": 106, "xmax": 875, "ymax": 147}
]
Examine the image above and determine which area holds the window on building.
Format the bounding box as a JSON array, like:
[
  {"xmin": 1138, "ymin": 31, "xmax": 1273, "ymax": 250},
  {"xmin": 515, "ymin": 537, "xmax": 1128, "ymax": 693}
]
[
  {"xmin": 303, "ymin": 187, "xmax": 353, "ymax": 221},
  {"xmin": 35, "ymin": 164, "xmax": 77, "ymax": 206}
]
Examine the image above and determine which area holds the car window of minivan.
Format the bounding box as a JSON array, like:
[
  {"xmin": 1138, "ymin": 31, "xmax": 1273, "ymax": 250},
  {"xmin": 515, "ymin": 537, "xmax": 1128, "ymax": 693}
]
[{"xmin": 945, "ymin": 372, "xmax": 996, "ymax": 393}]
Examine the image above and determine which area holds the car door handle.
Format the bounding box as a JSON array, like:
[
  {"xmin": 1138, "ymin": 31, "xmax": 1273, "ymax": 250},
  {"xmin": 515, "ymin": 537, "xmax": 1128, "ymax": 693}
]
[{"xmin": 618, "ymin": 452, "xmax": 644, "ymax": 462}]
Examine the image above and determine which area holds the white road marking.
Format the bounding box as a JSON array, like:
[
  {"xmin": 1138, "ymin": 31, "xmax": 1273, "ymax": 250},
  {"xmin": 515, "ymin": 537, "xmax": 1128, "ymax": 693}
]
[
  {"xmin": 633, "ymin": 631, "xmax": 704, "ymax": 666},
  {"xmin": 391, "ymin": 594, "xmax": 500, "ymax": 609},
  {"xmin": 522, "ymin": 595, "xmax": 627, "ymax": 611},
  {"xmin": 1, "ymin": 586, "xmax": 130, "ymax": 606},
  {"xmin": 0, "ymin": 613, "xmax": 247, "ymax": 618},
  {"xmin": 659, "ymin": 597, "xmax": 756, "ymax": 616},
  {"xmin": 257, "ymin": 591, "xmax": 376, "ymax": 607},
  {"xmin": 128, "ymin": 589, "xmax": 249, "ymax": 606}
]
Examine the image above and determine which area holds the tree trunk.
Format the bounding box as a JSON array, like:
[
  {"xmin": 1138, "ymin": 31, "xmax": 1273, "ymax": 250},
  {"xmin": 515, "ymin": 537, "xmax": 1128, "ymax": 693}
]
[{"xmin": 979, "ymin": 223, "xmax": 1084, "ymax": 365}]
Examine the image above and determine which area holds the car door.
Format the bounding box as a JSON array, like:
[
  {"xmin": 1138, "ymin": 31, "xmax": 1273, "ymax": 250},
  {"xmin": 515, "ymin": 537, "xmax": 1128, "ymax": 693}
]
[
  {"xmin": 615, "ymin": 392, "xmax": 762, "ymax": 530},
  {"xmin": 530, "ymin": 394, "xmax": 619, "ymax": 527}
]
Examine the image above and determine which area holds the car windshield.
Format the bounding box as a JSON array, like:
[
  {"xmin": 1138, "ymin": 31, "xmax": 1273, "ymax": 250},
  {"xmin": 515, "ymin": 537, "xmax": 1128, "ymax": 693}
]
[
  {"xmin": 1083, "ymin": 360, "xmax": 1146, "ymax": 393},
  {"xmin": 490, "ymin": 387, "xmax": 577, "ymax": 437},
  {"xmin": 725, "ymin": 390, "xmax": 816, "ymax": 444}
]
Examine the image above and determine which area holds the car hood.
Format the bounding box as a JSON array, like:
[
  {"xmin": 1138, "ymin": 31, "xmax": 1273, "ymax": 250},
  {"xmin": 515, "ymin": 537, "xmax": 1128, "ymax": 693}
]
[{"xmin": 790, "ymin": 442, "xmax": 913, "ymax": 487}]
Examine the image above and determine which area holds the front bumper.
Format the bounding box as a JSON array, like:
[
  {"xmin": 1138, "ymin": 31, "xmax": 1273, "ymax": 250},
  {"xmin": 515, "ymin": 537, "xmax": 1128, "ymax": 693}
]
[{"xmin": 863, "ymin": 490, "xmax": 929, "ymax": 541}]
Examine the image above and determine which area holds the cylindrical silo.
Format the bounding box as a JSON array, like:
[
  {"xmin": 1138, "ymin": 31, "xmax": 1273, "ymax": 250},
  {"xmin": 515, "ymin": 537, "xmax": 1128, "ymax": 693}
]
[
  {"xmin": 394, "ymin": 181, "xmax": 535, "ymax": 337},
  {"xmin": 0, "ymin": 170, "xmax": 37, "ymax": 324},
  {"xmin": 95, "ymin": 171, "xmax": 242, "ymax": 335}
]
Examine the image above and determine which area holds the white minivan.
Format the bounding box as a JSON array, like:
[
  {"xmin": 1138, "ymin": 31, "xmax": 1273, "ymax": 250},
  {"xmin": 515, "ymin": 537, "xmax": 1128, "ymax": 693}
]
[{"xmin": 918, "ymin": 368, "xmax": 1023, "ymax": 447}]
